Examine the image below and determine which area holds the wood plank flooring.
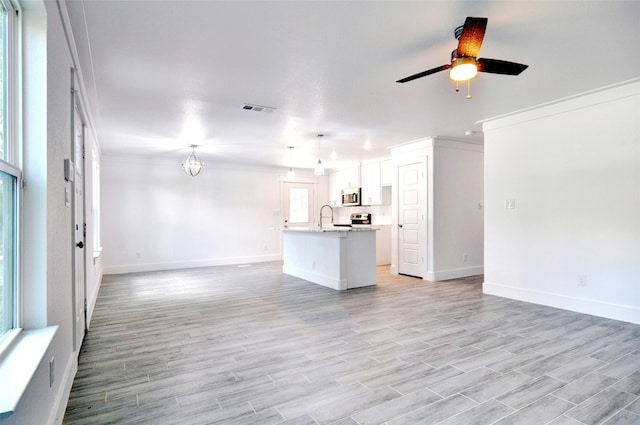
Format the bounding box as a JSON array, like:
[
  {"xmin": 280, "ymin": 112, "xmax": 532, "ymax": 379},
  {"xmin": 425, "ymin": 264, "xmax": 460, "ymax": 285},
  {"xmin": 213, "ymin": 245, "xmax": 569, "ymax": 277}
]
[{"xmin": 63, "ymin": 262, "xmax": 640, "ymax": 424}]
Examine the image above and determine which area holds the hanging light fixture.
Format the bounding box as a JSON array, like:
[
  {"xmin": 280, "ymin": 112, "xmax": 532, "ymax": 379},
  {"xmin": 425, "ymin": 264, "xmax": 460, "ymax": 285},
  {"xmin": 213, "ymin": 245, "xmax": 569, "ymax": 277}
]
[
  {"xmin": 181, "ymin": 144, "xmax": 205, "ymax": 177},
  {"xmin": 314, "ymin": 134, "xmax": 325, "ymax": 176},
  {"xmin": 287, "ymin": 146, "xmax": 295, "ymax": 180}
]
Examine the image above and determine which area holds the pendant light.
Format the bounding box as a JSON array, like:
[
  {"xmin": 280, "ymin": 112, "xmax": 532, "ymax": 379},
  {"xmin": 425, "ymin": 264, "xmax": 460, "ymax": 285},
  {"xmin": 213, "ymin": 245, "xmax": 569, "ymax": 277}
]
[
  {"xmin": 314, "ymin": 134, "xmax": 325, "ymax": 176},
  {"xmin": 287, "ymin": 146, "xmax": 295, "ymax": 180},
  {"xmin": 182, "ymin": 144, "xmax": 205, "ymax": 177}
]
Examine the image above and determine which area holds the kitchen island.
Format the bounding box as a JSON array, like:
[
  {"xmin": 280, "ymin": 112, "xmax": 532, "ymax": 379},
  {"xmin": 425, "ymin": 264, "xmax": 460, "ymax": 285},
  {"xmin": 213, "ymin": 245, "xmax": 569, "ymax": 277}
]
[{"xmin": 282, "ymin": 227, "xmax": 377, "ymax": 290}]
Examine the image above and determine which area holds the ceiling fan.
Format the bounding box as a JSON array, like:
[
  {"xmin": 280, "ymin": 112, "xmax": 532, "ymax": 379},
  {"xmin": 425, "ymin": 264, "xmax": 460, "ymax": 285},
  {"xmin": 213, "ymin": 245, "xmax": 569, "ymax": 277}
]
[{"xmin": 396, "ymin": 17, "xmax": 528, "ymax": 98}]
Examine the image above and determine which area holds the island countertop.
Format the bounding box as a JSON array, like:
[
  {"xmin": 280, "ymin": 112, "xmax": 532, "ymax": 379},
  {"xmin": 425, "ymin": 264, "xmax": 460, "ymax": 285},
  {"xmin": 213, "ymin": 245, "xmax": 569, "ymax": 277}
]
[{"xmin": 283, "ymin": 226, "xmax": 379, "ymax": 233}]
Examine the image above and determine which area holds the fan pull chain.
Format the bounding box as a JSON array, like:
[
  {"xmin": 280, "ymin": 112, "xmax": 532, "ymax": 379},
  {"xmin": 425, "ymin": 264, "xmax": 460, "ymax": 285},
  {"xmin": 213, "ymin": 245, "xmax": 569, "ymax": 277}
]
[
  {"xmin": 455, "ymin": 81, "xmax": 460, "ymax": 92},
  {"xmin": 466, "ymin": 80, "xmax": 472, "ymax": 99}
]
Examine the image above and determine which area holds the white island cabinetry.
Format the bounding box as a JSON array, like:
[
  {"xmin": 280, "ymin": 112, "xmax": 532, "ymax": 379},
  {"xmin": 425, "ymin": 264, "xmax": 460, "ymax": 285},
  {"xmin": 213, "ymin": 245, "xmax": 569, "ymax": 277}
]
[{"xmin": 282, "ymin": 228, "xmax": 377, "ymax": 290}]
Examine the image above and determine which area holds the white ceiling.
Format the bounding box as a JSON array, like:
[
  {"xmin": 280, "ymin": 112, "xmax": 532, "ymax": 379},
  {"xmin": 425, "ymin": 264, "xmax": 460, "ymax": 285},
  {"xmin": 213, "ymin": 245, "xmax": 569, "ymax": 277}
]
[{"xmin": 64, "ymin": 0, "xmax": 640, "ymax": 172}]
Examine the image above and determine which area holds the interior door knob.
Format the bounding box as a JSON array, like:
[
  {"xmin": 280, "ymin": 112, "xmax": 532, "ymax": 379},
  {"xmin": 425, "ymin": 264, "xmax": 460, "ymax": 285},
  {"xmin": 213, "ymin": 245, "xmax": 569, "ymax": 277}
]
[
  {"xmin": 398, "ymin": 224, "xmax": 403, "ymax": 228},
  {"xmin": 76, "ymin": 241, "xmax": 84, "ymax": 248}
]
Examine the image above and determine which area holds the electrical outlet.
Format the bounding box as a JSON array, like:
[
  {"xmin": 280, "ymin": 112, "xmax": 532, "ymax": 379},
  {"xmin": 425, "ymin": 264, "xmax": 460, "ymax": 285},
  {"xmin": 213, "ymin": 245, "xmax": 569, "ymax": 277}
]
[
  {"xmin": 463, "ymin": 253, "xmax": 468, "ymax": 262},
  {"xmin": 578, "ymin": 275, "xmax": 587, "ymax": 287},
  {"xmin": 49, "ymin": 358, "xmax": 55, "ymax": 387},
  {"xmin": 135, "ymin": 252, "xmax": 141, "ymax": 259}
]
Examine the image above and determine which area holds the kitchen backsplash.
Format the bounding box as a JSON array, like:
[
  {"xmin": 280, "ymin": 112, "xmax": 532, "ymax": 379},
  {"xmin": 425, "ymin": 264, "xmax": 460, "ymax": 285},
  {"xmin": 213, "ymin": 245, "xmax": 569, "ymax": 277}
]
[{"xmin": 333, "ymin": 204, "xmax": 392, "ymax": 225}]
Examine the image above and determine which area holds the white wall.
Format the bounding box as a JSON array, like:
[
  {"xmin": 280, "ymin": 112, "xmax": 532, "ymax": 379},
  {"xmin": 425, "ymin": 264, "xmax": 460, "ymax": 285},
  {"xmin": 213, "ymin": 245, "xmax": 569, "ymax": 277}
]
[
  {"xmin": 483, "ymin": 79, "xmax": 640, "ymax": 324},
  {"xmin": 431, "ymin": 140, "xmax": 484, "ymax": 280},
  {"xmin": 1, "ymin": 2, "xmax": 103, "ymax": 424},
  {"xmin": 390, "ymin": 138, "xmax": 484, "ymax": 281},
  {"xmin": 101, "ymin": 155, "xmax": 327, "ymax": 274}
]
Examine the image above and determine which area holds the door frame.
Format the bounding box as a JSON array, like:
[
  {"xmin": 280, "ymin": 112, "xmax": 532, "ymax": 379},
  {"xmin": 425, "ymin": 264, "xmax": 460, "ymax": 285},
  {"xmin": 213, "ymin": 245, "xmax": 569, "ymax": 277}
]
[
  {"xmin": 71, "ymin": 69, "xmax": 88, "ymax": 353},
  {"xmin": 397, "ymin": 161, "xmax": 427, "ymax": 278},
  {"xmin": 390, "ymin": 140, "xmax": 431, "ymax": 278}
]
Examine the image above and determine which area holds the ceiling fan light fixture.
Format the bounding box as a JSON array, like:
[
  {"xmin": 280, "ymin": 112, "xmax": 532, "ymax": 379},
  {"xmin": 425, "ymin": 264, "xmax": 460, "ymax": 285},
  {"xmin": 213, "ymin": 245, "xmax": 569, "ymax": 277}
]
[{"xmin": 449, "ymin": 57, "xmax": 478, "ymax": 81}]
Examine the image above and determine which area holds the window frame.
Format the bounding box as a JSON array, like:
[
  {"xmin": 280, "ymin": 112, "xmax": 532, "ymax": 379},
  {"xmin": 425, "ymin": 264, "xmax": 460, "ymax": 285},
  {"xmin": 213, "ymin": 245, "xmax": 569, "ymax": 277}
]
[
  {"xmin": 92, "ymin": 148, "xmax": 101, "ymax": 254},
  {"xmin": 0, "ymin": 161, "xmax": 21, "ymax": 356},
  {"xmin": 0, "ymin": 0, "xmax": 22, "ymax": 355}
]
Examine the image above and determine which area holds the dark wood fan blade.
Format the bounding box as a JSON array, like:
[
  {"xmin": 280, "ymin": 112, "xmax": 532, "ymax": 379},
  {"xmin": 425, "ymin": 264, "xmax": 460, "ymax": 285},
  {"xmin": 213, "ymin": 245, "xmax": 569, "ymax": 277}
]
[
  {"xmin": 477, "ymin": 58, "xmax": 529, "ymax": 75},
  {"xmin": 396, "ymin": 64, "xmax": 451, "ymax": 83},
  {"xmin": 457, "ymin": 17, "xmax": 488, "ymax": 57}
]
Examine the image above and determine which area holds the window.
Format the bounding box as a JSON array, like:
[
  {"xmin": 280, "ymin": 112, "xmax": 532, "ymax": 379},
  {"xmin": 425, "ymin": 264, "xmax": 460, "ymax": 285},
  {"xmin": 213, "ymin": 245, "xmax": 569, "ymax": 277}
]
[
  {"xmin": 0, "ymin": 0, "xmax": 19, "ymax": 347},
  {"xmin": 92, "ymin": 149, "xmax": 101, "ymax": 252},
  {"xmin": 0, "ymin": 1, "xmax": 7, "ymax": 160},
  {"xmin": 0, "ymin": 165, "xmax": 17, "ymax": 340},
  {"xmin": 288, "ymin": 187, "xmax": 309, "ymax": 224}
]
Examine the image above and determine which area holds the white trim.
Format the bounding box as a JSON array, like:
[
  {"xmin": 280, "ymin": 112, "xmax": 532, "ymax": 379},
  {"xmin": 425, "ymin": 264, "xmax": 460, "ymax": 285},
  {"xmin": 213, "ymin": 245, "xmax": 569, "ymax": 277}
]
[
  {"xmin": 0, "ymin": 328, "xmax": 20, "ymax": 362},
  {"xmin": 54, "ymin": 0, "xmax": 101, "ymax": 157},
  {"xmin": 85, "ymin": 267, "xmax": 101, "ymax": 329},
  {"xmin": 484, "ymin": 281, "xmax": 640, "ymax": 325},
  {"xmin": 103, "ymin": 254, "xmax": 283, "ymax": 275},
  {"xmin": 424, "ymin": 266, "xmax": 484, "ymax": 282},
  {"xmin": 92, "ymin": 246, "xmax": 103, "ymax": 259},
  {"xmin": 0, "ymin": 326, "xmax": 57, "ymax": 419},
  {"xmin": 48, "ymin": 352, "xmax": 77, "ymax": 425},
  {"xmin": 479, "ymin": 77, "xmax": 640, "ymax": 132},
  {"xmin": 282, "ymin": 264, "xmax": 346, "ymax": 291}
]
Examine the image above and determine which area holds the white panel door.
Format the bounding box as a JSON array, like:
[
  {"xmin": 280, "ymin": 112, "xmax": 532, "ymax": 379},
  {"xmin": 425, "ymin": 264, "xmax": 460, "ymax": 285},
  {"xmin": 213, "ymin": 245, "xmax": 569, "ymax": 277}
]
[{"xmin": 398, "ymin": 162, "xmax": 425, "ymax": 277}]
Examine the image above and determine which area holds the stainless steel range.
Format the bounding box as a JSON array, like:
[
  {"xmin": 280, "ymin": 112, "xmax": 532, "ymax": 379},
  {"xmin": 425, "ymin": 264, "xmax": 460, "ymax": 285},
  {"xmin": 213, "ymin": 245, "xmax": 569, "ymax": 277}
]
[{"xmin": 351, "ymin": 213, "xmax": 372, "ymax": 226}]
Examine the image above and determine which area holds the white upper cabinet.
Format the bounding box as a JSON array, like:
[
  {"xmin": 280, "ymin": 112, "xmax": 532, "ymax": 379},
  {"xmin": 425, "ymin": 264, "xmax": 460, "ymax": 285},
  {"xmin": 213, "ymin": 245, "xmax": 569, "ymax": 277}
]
[
  {"xmin": 342, "ymin": 165, "xmax": 360, "ymax": 188},
  {"xmin": 329, "ymin": 169, "xmax": 343, "ymax": 207},
  {"xmin": 380, "ymin": 159, "xmax": 392, "ymax": 186},
  {"xmin": 330, "ymin": 159, "xmax": 391, "ymax": 207},
  {"xmin": 361, "ymin": 161, "xmax": 382, "ymax": 205}
]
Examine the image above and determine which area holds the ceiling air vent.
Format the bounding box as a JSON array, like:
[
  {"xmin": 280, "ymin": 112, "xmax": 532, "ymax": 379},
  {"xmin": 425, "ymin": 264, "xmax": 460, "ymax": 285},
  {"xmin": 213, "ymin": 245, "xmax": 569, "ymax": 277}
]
[{"xmin": 242, "ymin": 103, "xmax": 276, "ymax": 113}]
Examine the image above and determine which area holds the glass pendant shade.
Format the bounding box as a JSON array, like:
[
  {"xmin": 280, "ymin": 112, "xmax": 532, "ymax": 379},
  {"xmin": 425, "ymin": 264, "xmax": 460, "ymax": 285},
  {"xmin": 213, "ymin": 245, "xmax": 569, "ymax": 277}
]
[
  {"xmin": 314, "ymin": 134, "xmax": 325, "ymax": 175},
  {"xmin": 314, "ymin": 159, "xmax": 325, "ymax": 176},
  {"xmin": 182, "ymin": 145, "xmax": 204, "ymax": 177},
  {"xmin": 287, "ymin": 146, "xmax": 295, "ymax": 180}
]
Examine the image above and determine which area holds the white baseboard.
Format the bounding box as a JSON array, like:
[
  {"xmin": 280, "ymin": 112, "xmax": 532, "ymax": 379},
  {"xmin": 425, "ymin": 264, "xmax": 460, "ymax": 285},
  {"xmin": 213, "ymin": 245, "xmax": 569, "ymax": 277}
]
[
  {"xmin": 484, "ymin": 281, "xmax": 640, "ymax": 325},
  {"xmin": 424, "ymin": 265, "xmax": 484, "ymax": 282},
  {"xmin": 103, "ymin": 254, "xmax": 282, "ymax": 275},
  {"xmin": 48, "ymin": 351, "xmax": 78, "ymax": 425},
  {"xmin": 86, "ymin": 270, "xmax": 102, "ymax": 329},
  {"xmin": 282, "ymin": 264, "xmax": 345, "ymax": 290}
]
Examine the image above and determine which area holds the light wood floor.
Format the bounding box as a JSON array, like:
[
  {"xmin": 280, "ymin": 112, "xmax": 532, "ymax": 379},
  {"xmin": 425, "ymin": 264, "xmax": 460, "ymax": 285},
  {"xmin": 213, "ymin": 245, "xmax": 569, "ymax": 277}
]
[{"xmin": 63, "ymin": 262, "xmax": 640, "ymax": 425}]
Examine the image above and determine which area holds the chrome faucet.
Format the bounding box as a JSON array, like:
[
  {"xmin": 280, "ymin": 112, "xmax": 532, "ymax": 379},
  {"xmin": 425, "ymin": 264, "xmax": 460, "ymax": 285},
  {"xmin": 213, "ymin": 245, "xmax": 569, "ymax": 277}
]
[{"xmin": 320, "ymin": 204, "xmax": 333, "ymax": 228}]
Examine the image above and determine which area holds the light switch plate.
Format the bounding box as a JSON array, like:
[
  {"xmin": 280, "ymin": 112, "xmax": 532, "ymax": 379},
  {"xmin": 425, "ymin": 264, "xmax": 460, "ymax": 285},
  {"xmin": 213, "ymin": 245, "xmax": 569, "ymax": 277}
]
[{"xmin": 64, "ymin": 159, "xmax": 74, "ymax": 182}]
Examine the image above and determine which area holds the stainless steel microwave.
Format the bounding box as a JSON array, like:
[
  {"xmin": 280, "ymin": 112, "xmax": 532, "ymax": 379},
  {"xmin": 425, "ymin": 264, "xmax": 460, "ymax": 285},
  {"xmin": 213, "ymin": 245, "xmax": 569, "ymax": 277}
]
[{"xmin": 341, "ymin": 188, "xmax": 361, "ymax": 206}]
